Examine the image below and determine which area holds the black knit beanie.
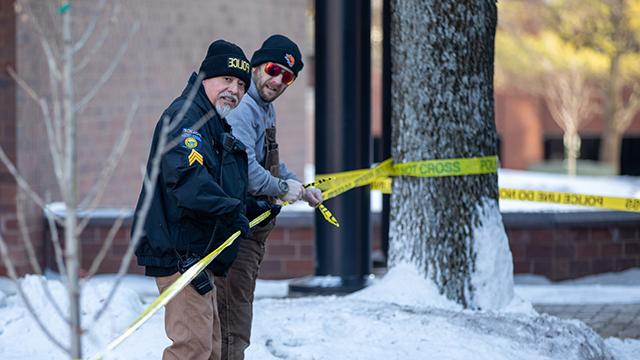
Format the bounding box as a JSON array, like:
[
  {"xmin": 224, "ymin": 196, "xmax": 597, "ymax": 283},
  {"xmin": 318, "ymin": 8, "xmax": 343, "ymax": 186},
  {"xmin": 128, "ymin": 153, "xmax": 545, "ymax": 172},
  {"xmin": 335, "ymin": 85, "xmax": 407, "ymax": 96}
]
[
  {"xmin": 251, "ymin": 34, "xmax": 304, "ymax": 76},
  {"xmin": 199, "ymin": 40, "xmax": 251, "ymax": 87}
]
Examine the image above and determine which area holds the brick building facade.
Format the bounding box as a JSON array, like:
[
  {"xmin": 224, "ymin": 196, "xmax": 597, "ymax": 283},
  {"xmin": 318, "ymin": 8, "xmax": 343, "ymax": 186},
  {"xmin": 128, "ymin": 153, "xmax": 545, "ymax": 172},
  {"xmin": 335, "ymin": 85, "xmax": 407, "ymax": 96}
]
[
  {"xmin": 1, "ymin": 1, "xmax": 639, "ymax": 281},
  {"xmin": 1, "ymin": 0, "xmax": 311, "ymax": 276}
]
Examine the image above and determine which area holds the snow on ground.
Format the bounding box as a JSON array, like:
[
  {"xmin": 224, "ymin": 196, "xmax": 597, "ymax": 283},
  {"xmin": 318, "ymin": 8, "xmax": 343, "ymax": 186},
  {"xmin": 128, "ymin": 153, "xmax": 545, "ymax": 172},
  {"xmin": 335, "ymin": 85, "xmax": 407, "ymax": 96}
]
[{"xmin": 1, "ymin": 268, "xmax": 640, "ymax": 359}]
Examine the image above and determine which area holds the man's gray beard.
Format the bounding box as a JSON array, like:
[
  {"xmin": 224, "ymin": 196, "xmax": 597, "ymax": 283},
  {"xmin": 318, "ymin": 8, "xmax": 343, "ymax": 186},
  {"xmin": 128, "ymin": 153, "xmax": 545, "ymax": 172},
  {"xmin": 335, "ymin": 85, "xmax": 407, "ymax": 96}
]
[{"xmin": 215, "ymin": 104, "xmax": 233, "ymax": 118}]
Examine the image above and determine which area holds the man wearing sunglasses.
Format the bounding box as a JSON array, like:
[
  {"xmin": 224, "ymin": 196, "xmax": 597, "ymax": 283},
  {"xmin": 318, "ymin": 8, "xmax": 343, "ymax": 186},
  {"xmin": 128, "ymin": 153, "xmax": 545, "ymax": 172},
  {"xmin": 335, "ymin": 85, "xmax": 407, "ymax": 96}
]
[{"xmin": 216, "ymin": 34, "xmax": 323, "ymax": 359}]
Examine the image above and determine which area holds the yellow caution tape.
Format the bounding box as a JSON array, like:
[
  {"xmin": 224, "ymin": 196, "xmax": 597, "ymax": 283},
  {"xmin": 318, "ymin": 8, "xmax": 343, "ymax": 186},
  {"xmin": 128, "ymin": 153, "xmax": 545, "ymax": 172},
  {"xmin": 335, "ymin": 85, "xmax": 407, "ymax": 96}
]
[
  {"xmin": 318, "ymin": 204, "xmax": 339, "ymax": 227},
  {"xmin": 371, "ymin": 180, "xmax": 640, "ymax": 212},
  {"xmin": 90, "ymin": 210, "xmax": 272, "ymax": 360},
  {"xmin": 499, "ymin": 188, "xmax": 640, "ymax": 213},
  {"xmin": 393, "ymin": 156, "xmax": 498, "ymax": 177},
  {"xmin": 370, "ymin": 177, "xmax": 392, "ymax": 193},
  {"xmin": 321, "ymin": 158, "xmax": 395, "ymax": 201},
  {"xmin": 91, "ymin": 179, "xmax": 339, "ymax": 359},
  {"xmin": 318, "ymin": 156, "xmax": 639, "ymax": 214},
  {"xmin": 302, "ymin": 181, "xmax": 339, "ymax": 227},
  {"xmin": 318, "ymin": 156, "xmax": 498, "ymax": 200}
]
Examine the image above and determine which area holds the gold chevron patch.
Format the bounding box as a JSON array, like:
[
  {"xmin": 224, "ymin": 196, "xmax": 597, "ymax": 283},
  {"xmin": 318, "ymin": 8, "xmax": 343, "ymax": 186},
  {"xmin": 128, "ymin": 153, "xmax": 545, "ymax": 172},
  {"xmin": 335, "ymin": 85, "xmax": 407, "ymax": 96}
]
[{"xmin": 188, "ymin": 149, "xmax": 203, "ymax": 166}]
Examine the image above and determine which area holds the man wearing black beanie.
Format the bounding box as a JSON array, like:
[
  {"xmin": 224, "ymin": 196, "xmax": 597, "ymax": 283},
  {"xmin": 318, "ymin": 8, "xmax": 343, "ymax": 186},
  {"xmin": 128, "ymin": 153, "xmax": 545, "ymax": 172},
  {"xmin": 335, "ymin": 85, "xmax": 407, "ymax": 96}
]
[
  {"xmin": 133, "ymin": 39, "xmax": 270, "ymax": 360},
  {"xmin": 216, "ymin": 34, "xmax": 323, "ymax": 360}
]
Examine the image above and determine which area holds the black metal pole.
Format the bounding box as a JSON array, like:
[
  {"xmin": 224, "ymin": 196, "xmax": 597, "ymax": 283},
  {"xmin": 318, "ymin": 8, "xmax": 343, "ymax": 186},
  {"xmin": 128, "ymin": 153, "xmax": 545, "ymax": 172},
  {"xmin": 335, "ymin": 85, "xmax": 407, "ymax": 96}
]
[
  {"xmin": 291, "ymin": 0, "xmax": 371, "ymax": 294},
  {"xmin": 381, "ymin": 0, "xmax": 392, "ymax": 267}
]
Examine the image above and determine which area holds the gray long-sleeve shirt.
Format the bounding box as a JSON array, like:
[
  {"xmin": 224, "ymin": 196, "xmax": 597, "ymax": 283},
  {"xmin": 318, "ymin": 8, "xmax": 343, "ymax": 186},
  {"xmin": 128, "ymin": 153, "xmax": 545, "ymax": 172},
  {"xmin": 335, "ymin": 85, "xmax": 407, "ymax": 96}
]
[{"xmin": 226, "ymin": 80, "xmax": 299, "ymax": 197}]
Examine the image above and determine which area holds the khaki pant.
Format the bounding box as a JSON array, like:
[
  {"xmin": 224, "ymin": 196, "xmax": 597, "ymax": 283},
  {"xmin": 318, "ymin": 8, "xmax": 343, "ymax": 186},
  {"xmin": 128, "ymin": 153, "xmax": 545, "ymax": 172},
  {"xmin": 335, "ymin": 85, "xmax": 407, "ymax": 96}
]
[
  {"xmin": 215, "ymin": 219, "xmax": 276, "ymax": 360},
  {"xmin": 156, "ymin": 270, "xmax": 221, "ymax": 360}
]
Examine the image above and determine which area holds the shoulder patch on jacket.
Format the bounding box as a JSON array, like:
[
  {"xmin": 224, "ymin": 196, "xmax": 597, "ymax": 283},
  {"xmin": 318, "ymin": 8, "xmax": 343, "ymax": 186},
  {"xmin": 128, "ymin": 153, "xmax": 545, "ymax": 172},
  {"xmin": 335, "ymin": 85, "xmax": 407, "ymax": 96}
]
[
  {"xmin": 181, "ymin": 128, "xmax": 203, "ymax": 150},
  {"xmin": 181, "ymin": 128, "xmax": 204, "ymax": 166},
  {"xmin": 188, "ymin": 149, "xmax": 204, "ymax": 166}
]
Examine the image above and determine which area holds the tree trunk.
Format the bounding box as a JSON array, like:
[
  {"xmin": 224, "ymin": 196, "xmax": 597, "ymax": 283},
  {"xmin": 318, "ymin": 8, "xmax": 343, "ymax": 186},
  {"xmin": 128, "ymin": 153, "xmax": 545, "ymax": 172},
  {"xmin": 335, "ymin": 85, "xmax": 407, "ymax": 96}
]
[
  {"xmin": 600, "ymin": 53, "xmax": 622, "ymax": 174},
  {"xmin": 388, "ymin": 0, "xmax": 513, "ymax": 310},
  {"xmin": 62, "ymin": 8, "xmax": 82, "ymax": 359},
  {"xmin": 563, "ymin": 131, "xmax": 580, "ymax": 176}
]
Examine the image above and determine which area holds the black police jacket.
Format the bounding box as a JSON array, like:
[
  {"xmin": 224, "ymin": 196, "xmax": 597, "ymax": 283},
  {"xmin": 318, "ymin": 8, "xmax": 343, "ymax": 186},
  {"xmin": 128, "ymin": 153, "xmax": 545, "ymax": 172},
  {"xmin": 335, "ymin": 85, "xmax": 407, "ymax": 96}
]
[{"xmin": 133, "ymin": 73, "xmax": 248, "ymax": 276}]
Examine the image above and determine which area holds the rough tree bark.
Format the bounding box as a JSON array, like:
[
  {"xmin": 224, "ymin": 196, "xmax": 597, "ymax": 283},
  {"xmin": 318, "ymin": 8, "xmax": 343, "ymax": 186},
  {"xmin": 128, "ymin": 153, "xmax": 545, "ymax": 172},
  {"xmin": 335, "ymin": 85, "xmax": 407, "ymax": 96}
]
[{"xmin": 389, "ymin": 0, "xmax": 513, "ymax": 310}]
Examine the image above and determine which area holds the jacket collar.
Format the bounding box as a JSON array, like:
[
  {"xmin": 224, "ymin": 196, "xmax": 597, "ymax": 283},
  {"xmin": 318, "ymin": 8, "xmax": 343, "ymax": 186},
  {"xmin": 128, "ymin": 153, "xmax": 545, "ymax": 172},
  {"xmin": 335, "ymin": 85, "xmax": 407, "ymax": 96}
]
[{"xmin": 183, "ymin": 72, "xmax": 218, "ymax": 115}]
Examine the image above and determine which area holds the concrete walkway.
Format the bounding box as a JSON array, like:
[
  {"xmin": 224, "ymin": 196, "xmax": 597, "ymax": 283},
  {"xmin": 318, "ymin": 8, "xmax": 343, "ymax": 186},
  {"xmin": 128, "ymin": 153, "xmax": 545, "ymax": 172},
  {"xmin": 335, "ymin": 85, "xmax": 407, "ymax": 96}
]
[{"xmin": 534, "ymin": 304, "xmax": 640, "ymax": 339}]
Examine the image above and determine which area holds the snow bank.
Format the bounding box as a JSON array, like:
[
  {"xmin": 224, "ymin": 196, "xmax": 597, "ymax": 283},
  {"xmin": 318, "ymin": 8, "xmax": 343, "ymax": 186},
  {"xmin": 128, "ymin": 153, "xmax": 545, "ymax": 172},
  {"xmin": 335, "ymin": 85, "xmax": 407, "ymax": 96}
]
[
  {"xmin": 0, "ymin": 275, "xmax": 167, "ymax": 359},
  {"xmin": 605, "ymin": 338, "xmax": 640, "ymax": 360},
  {"xmin": 348, "ymin": 263, "xmax": 461, "ymax": 310},
  {"xmin": 248, "ymin": 296, "xmax": 614, "ymax": 360},
  {"xmin": 1, "ymin": 272, "xmax": 639, "ymax": 359}
]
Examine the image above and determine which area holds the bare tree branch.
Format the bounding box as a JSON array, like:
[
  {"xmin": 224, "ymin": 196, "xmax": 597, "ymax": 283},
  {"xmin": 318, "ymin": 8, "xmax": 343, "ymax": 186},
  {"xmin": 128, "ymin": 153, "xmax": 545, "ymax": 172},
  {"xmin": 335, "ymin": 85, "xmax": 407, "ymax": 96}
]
[
  {"xmin": 15, "ymin": 192, "xmax": 42, "ymax": 274},
  {"xmin": 84, "ymin": 213, "xmax": 126, "ymax": 279},
  {"xmin": 615, "ymin": 85, "xmax": 640, "ymax": 133},
  {"xmin": 19, "ymin": 0, "xmax": 62, "ymax": 61},
  {"xmin": 17, "ymin": 192, "xmax": 71, "ymax": 326},
  {"xmin": 39, "ymin": 35, "xmax": 62, "ymax": 81},
  {"xmin": 44, "ymin": 199, "xmax": 68, "ymax": 280},
  {"xmin": 72, "ymin": 0, "xmax": 109, "ymax": 53},
  {"xmin": 74, "ymin": 21, "xmax": 140, "ymax": 114},
  {"xmin": 89, "ymin": 116, "xmax": 169, "ymax": 325},
  {"xmin": 42, "ymin": 47, "xmax": 64, "ymax": 157},
  {"xmin": 77, "ymin": 100, "xmax": 139, "ymax": 233},
  {"xmin": 74, "ymin": 3, "xmax": 121, "ymax": 74},
  {"xmin": 7, "ymin": 67, "xmax": 67, "ymax": 196},
  {"xmin": 0, "ymin": 232, "xmax": 70, "ymax": 354},
  {"xmin": 0, "ymin": 146, "xmax": 48, "ymax": 211},
  {"xmin": 7, "ymin": 66, "xmax": 40, "ymax": 101}
]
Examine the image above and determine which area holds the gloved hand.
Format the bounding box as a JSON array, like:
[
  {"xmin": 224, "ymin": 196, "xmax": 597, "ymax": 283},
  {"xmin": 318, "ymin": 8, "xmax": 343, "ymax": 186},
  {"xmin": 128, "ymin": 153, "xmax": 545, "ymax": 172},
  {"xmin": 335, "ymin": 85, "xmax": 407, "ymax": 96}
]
[
  {"xmin": 301, "ymin": 187, "xmax": 323, "ymax": 208},
  {"xmin": 230, "ymin": 212, "xmax": 250, "ymax": 237},
  {"xmin": 247, "ymin": 198, "xmax": 281, "ymax": 226},
  {"xmin": 279, "ymin": 179, "xmax": 304, "ymax": 203}
]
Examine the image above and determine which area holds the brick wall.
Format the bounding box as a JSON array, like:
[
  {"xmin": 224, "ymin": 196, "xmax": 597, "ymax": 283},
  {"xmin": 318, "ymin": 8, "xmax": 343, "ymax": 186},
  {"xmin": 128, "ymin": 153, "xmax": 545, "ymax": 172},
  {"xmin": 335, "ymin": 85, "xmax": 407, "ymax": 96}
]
[
  {"xmin": 44, "ymin": 219, "xmax": 142, "ymax": 276},
  {"xmin": 49, "ymin": 211, "xmax": 640, "ymax": 281},
  {"xmin": 505, "ymin": 212, "xmax": 640, "ymax": 280},
  {"xmin": 258, "ymin": 224, "xmax": 315, "ymax": 279},
  {"xmin": 5, "ymin": 0, "xmax": 310, "ymax": 276},
  {"xmin": 0, "ymin": 1, "xmax": 31, "ymax": 275},
  {"xmin": 16, "ymin": 0, "xmax": 309, "ymax": 210}
]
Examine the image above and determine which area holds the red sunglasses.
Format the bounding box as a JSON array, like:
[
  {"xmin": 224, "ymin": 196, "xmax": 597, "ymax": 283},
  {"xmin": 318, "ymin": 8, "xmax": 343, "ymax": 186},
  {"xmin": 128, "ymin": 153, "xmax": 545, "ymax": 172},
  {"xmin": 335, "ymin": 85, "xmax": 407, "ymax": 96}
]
[{"xmin": 263, "ymin": 62, "xmax": 296, "ymax": 86}]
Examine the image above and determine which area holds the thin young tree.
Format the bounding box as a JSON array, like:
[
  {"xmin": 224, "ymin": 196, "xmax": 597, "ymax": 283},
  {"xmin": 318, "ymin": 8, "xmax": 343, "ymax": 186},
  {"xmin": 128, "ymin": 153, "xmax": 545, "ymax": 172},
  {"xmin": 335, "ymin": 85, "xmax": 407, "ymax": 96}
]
[
  {"xmin": 388, "ymin": 0, "xmax": 513, "ymax": 310},
  {"xmin": 0, "ymin": 1, "xmax": 145, "ymax": 358},
  {"xmin": 541, "ymin": 65, "xmax": 598, "ymax": 176},
  {"xmin": 495, "ymin": 2, "xmax": 604, "ymax": 176},
  {"xmin": 545, "ymin": 0, "xmax": 640, "ymax": 174}
]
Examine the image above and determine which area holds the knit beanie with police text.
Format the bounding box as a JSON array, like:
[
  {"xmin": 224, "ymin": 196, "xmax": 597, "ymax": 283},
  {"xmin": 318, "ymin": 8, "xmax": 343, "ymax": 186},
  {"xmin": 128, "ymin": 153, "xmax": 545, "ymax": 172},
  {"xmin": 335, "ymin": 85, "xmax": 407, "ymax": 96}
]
[
  {"xmin": 199, "ymin": 39, "xmax": 251, "ymax": 86},
  {"xmin": 251, "ymin": 34, "xmax": 304, "ymax": 76}
]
